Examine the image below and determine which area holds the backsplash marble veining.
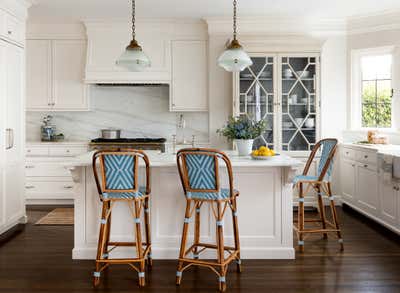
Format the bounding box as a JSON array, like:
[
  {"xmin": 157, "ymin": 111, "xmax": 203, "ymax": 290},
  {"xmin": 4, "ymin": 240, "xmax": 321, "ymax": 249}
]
[{"xmin": 26, "ymin": 85, "xmax": 209, "ymax": 142}]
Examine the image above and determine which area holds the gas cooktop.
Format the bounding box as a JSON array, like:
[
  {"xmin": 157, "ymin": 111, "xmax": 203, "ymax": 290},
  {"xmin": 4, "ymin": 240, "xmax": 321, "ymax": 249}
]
[{"xmin": 91, "ymin": 138, "xmax": 166, "ymax": 143}]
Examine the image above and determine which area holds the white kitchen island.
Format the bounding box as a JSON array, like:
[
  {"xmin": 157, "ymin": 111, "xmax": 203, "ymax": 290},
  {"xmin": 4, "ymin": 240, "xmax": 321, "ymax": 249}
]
[{"xmin": 67, "ymin": 151, "xmax": 301, "ymax": 260}]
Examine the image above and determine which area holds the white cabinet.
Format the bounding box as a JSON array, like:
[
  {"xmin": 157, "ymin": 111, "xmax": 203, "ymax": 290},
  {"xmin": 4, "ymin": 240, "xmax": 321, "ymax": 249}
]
[
  {"xmin": 26, "ymin": 39, "xmax": 88, "ymax": 111},
  {"xmin": 340, "ymin": 145, "xmax": 400, "ymax": 235},
  {"xmin": 25, "ymin": 143, "xmax": 88, "ymax": 204},
  {"xmin": 0, "ymin": 9, "xmax": 24, "ymax": 46},
  {"xmin": 356, "ymin": 163, "xmax": 379, "ymax": 216},
  {"xmin": 170, "ymin": 40, "xmax": 208, "ymax": 111},
  {"xmin": 380, "ymin": 181, "xmax": 398, "ymax": 225},
  {"xmin": 341, "ymin": 159, "xmax": 356, "ymax": 204},
  {"xmin": 234, "ymin": 54, "xmax": 320, "ymax": 153}
]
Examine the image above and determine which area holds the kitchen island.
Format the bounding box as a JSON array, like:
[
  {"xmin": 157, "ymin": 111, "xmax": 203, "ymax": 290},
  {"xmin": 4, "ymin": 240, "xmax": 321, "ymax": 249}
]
[{"xmin": 67, "ymin": 151, "xmax": 301, "ymax": 260}]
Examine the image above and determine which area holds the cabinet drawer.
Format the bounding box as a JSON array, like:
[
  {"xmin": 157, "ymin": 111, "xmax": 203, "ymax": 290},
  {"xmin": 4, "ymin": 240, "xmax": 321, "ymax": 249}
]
[
  {"xmin": 342, "ymin": 148, "xmax": 356, "ymax": 160},
  {"xmin": 26, "ymin": 146, "xmax": 49, "ymax": 156},
  {"xmin": 25, "ymin": 180, "xmax": 74, "ymax": 199},
  {"xmin": 356, "ymin": 150, "xmax": 377, "ymax": 166},
  {"xmin": 49, "ymin": 146, "xmax": 87, "ymax": 157},
  {"xmin": 4, "ymin": 13, "xmax": 23, "ymax": 44},
  {"xmin": 25, "ymin": 162, "xmax": 71, "ymax": 177}
]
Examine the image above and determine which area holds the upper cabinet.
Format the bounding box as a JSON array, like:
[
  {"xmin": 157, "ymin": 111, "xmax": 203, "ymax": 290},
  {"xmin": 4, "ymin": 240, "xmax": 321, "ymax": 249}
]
[
  {"xmin": 0, "ymin": 8, "xmax": 25, "ymax": 47},
  {"xmin": 26, "ymin": 39, "xmax": 88, "ymax": 111},
  {"xmin": 84, "ymin": 22, "xmax": 171, "ymax": 84},
  {"xmin": 170, "ymin": 40, "xmax": 208, "ymax": 111}
]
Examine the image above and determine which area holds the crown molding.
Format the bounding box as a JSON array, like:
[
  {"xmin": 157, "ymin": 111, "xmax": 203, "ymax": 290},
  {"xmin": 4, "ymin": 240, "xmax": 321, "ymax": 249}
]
[
  {"xmin": 204, "ymin": 16, "xmax": 346, "ymax": 37},
  {"xmin": 347, "ymin": 9, "xmax": 400, "ymax": 35}
]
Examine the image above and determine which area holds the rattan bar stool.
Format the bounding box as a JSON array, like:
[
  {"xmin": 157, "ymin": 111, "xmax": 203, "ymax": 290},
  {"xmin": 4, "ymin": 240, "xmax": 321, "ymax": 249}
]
[
  {"xmin": 293, "ymin": 138, "xmax": 344, "ymax": 252},
  {"xmin": 175, "ymin": 148, "xmax": 241, "ymax": 292},
  {"xmin": 92, "ymin": 149, "xmax": 152, "ymax": 287}
]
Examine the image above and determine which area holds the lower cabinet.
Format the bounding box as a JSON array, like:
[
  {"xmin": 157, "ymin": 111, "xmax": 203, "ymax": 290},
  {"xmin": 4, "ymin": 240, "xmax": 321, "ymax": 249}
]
[
  {"xmin": 356, "ymin": 163, "xmax": 379, "ymax": 216},
  {"xmin": 25, "ymin": 143, "xmax": 88, "ymax": 204},
  {"xmin": 341, "ymin": 159, "xmax": 356, "ymax": 204},
  {"xmin": 341, "ymin": 145, "xmax": 400, "ymax": 234}
]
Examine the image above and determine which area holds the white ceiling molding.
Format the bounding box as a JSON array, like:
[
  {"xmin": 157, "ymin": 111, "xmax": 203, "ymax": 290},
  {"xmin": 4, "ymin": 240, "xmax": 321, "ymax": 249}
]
[
  {"xmin": 205, "ymin": 16, "xmax": 347, "ymax": 37},
  {"xmin": 0, "ymin": 0, "xmax": 33, "ymax": 19},
  {"xmin": 347, "ymin": 9, "xmax": 400, "ymax": 35}
]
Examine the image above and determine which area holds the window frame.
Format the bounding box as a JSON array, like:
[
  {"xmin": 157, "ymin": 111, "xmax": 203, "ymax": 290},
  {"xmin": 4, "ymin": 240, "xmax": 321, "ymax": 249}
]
[{"xmin": 350, "ymin": 46, "xmax": 395, "ymax": 131}]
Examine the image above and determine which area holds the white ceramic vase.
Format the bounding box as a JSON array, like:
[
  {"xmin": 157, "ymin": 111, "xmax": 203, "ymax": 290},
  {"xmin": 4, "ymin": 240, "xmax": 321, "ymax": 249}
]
[{"xmin": 235, "ymin": 139, "xmax": 254, "ymax": 156}]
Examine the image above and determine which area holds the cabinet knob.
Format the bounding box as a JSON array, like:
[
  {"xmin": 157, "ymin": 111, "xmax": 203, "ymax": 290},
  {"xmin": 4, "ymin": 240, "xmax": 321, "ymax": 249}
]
[
  {"xmin": 364, "ymin": 164, "xmax": 368, "ymax": 168},
  {"xmin": 7, "ymin": 30, "xmax": 12, "ymax": 35},
  {"xmin": 364, "ymin": 155, "xmax": 368, "ymax": 159},
  {"xmin": 66, "ymin": 150, "xmax": 70, "ymax": 153},
  {"xmin": 25, "ymin": 165, "xmax": 35, "ymax": 169}
]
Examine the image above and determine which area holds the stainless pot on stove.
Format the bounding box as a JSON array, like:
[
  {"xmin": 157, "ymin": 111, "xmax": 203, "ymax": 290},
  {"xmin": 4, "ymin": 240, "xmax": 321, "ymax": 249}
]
[{"xmin": 101, "ymin": 129, "xmax": 121, "ymax": 139}]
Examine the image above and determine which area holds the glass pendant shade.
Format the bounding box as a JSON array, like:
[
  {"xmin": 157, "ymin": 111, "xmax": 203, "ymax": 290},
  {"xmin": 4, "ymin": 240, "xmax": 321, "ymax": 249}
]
[
  {"xmin": 218, "ymin": 39, "xmax": 253, "ymax": 72},
  {"xmin": 116, "ymin": 40, "xmax": 151, "ymax": 71}
]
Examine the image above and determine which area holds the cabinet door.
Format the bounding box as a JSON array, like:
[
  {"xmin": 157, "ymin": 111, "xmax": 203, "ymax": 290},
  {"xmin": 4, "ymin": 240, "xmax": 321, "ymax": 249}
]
[
  {"xmin": 380, "ymin": 181, "xmax": 398, "ymax": 225},
  {"xmin": 5, "ymin": 43, "xmax": 24, "ymax": 165},
  {"xmin": 26, "ymin": 40, "xmax": 52, "ymax": 110},
  {"xmin": 4, "ymin": 164, "xmax": 24, "ymax": 224},
  {"xmin": 357, "ymin": 164, "xmax": 379, "ymax": 215},
  {"xmin": 234, "ymin": 56, "xmax": 277, "ymax": 150},
  {"xmin": 170, "ymin": 40, "xmax": 207, "ymax": 111},
  {"xmin": 52, "ymin": 40, "xmax": 88, "ymax": 110},
  {"xmin": 279, "ymin": 54, "xmax": 319, "ymax": 152},
  {"xmin": 341, "ymin": 159, "xmax": 356, "ymax": 204}
]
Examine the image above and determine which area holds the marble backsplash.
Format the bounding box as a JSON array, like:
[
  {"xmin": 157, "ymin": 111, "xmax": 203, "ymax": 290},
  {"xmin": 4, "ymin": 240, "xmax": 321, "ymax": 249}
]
[{"xmin": 26, "ymin": 85, "xmax": 209, "ymax": 142}]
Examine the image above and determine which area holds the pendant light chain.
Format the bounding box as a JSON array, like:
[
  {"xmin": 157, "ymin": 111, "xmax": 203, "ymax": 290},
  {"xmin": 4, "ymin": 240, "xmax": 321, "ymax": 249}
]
[
  {"xmin": 233, "ymin": 0, "xmax": 237, "ymax": 40},
  {"xmin": 132, "ymin": 0, "xmax": 136, "ymax": 40}
]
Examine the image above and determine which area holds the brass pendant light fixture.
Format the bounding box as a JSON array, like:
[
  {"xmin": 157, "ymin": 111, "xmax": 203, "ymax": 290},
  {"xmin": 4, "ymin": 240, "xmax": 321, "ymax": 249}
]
[
  {"xmin": 116, "ymin": 0, "xmax": 151, "ymax": 71},
  {"xmin": 218, "ymin": 0, "xmax": 252, "ymax": 72}
]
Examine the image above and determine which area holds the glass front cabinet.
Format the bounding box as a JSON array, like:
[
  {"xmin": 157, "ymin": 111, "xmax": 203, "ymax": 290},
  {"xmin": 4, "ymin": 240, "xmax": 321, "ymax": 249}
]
[{"xmin": 233, "ymin": 53, "xmax": 320, "ymax": 153}]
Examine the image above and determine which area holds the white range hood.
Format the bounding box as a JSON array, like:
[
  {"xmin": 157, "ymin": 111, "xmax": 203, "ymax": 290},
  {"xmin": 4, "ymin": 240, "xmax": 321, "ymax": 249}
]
[{"xmin": 83, "ymin": 20, "xmax": 172, "ymax": 84}]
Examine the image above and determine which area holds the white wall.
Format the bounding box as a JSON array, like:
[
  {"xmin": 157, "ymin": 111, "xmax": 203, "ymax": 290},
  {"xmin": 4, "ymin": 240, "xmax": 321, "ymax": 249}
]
[{"xmin": 320, "ymin": 36, "xmax": 347, "ymax": 140}]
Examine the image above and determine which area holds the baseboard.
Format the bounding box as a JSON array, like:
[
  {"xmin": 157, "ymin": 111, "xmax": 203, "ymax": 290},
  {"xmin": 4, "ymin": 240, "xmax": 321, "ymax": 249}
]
[
  {"xmin": 0, "ymin": 223, "xmax": 25, "ymax": 244},
  {"xmin": 72, "ymin": 246, "xmax": 295, "ymax": 260}
]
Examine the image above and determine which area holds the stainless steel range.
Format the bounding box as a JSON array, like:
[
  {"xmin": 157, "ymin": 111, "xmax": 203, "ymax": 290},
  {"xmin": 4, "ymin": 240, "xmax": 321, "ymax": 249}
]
[{"xmin": 89, "ymin": 138, "xmax": 167, "ymax": 152}]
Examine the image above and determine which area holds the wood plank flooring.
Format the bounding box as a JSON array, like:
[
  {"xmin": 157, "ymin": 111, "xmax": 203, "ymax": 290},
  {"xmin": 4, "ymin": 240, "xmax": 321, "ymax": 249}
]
[{"xmin": 1, "ymin": 205, "xmax": 400, "ymax": 292}]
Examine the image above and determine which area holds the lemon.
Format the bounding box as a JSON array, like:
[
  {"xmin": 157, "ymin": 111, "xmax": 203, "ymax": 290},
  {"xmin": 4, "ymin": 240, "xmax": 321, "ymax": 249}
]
[
  {"xmin": 252, "ymin": 150, "xmax": 259, "ymax": 156},
  {"xmin": 259, "ymin": 146, "xmax": 267, "ymax": 152}
]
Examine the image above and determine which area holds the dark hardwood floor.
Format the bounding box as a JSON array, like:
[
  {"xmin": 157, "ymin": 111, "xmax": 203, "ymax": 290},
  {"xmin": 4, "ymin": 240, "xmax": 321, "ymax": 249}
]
[{"xmin": 1, "ymin": 205, "xmax": 400, "ymax": 292}]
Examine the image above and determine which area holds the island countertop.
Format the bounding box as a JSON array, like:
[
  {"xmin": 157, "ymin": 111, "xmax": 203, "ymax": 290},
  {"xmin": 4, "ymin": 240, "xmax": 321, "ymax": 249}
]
[{"xmin": 66, "ymin": 150, "xmax": 302, "ymax": 168}]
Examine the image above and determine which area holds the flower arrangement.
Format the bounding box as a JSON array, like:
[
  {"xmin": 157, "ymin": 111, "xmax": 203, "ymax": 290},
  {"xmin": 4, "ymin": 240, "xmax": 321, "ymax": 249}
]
[{"xmin": 217, "ymin": 116, "xmax": 267, "ymax": 140}]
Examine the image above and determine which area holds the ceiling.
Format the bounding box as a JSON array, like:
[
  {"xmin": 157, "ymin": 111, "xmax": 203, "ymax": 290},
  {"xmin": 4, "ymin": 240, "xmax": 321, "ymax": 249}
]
[{"xmin": 28, "ymin": 0, "xmax": 400, "ymax": 23}]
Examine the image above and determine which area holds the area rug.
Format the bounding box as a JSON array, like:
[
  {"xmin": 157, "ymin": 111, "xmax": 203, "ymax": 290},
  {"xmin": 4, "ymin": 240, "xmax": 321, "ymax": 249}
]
[{"xmin": 35, "ymin": 208, "xmax": 74, "ymax": 225}]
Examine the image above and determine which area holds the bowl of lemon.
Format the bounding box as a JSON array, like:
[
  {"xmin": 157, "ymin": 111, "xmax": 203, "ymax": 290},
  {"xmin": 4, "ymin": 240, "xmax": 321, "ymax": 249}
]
[{"xmin": 251, "ymin": 146, "xmax": 277, "ymax": 160}]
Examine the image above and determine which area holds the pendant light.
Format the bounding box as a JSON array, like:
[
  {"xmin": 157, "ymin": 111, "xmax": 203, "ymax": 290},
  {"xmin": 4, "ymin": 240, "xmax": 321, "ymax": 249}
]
[
  {"xmin": 218, "ymin": 0, "xmax": 252, "ymax": 72},
  {"xmin": 116, "ymin": 0, "xmax": 151, "ymax": 71}
]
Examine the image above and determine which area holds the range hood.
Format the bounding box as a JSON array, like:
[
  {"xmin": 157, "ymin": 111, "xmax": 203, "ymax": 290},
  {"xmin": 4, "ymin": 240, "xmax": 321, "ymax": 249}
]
[{"xmin": 84, "ymin": 21, "xmax": 171, "ymax": 84}]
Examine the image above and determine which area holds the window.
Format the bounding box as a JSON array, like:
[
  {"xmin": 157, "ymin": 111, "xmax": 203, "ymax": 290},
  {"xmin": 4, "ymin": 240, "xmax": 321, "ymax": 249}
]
[{"xmin": 360, "ymin": 54, "xmax": 392, "ymax": 128}]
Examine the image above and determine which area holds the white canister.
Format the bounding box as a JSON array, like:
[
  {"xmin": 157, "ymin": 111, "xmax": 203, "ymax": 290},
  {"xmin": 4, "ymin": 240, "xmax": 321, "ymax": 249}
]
[
  {"xmin": 305, "ymin": 118, "xmax": 315, "ymax": 128},
  {"xmin": 235, "ymin": 139, "xmax": 254, "ymax": 156}
]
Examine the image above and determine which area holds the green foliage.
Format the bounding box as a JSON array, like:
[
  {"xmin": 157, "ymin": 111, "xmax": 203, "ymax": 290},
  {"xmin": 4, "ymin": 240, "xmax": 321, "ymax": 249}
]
[
  {"xmin": 361, "ymin": 81, "xmax": 392, "ymax": 128},
  {"xmin": 217, "ymin": 116, "xmax": 267, "ymax": 140}
]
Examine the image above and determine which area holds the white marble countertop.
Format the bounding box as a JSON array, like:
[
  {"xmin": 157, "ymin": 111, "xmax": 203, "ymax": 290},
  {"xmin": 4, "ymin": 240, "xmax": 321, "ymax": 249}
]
[
  {"xmin": 66, "ymin": 151, "xmax": 302, "ymax": 168},
  {"xmin": 341, "ymin": 142, "xmax": 400, "ymax": 155},
  {"xmin": 27, "ymin": 141, "xmax": 89, "ymax": 146}
]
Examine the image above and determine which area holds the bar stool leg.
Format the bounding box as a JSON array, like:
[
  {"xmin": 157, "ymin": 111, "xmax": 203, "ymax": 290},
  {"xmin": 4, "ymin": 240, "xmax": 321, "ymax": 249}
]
[
  {"xmin": 94, "ymin": 201, "xmax": 108, "ymax": 287},
  {"xmin": 327, "ymin": 183, "xmax": 344, "ymax": 251},
  {"xmin": 103, "ymin": 201, "xmax": 111, "ymax": 264},
  {"xmin": 298, "ymin": 183, "xmax": 305, "ymax": 253},
  {"xmin": 134, "ymin": 200, "xmax": 145, "ymax": 287},
  {"xmin": 216, "ymin": 202, "xmax": 226, "ymax": 292},
  {"xmin": 193, "ymin": 201, "xmax": 201, "ymax": 260},
  {"xmin": 144, "ymin": 197, "xmax": 152, "ymax": 268},
  {"xmin": 176, "ymin": 200, "xmax": 192, "ymax": 286},
  {"xmin": 231, "ymin": 197, "xmax": 241, "ymax": 273},
  {"xmin": 316, "ymin": 185, "xmax": 328, "ymax": 239}
]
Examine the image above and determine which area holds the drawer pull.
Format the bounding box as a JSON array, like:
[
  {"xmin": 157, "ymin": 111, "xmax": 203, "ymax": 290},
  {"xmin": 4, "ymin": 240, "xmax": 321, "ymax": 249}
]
[
  {"xmin": 364, "ymin": 164, "xmax": 368, "ymax": 168},
  {"xmin": 64, "ymin": 186, "xmax": 73, "ymax": 189},
  {"xmin": 27, "ymin": 149, "xmax": 31, "ymax": 152},
  {"xmin": 25, "ymin": 186, "xmax": 35, "ymax": 189},
  {"xmin": 346, "ymin": 152, "xmax": 349, "ymax": 155},
  {"xmin": 66, "ymin": 150, "xmax": 70, "ymax": 153},
  {"xmin": 7, "ymin": 30, "xmax": 12, "ymax": 35},
  {"xmin": 364, "ymin": 155, "xmax": 368, "ymax": 159},
  {"xmin": 25, "ymin": 165, "xmax": 35, "ymax": 169}
]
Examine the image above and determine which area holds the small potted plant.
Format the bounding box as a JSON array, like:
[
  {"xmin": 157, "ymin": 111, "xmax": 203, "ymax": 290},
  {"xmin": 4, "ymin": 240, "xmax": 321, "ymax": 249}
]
[{"xmin": 217, "ymin": 116, "xmax": 267, "ymax": 156}]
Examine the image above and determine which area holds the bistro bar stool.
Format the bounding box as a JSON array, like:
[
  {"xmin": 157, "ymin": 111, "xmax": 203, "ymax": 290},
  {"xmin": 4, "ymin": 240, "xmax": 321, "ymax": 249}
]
[
  {"xmin": 176, "ymin": 148, "xmax": 241, "ymax": 292},
  {"xmin": 293, "ymin": 138, "xmax": 344, "ymax": 252},
  {"xmin": 92, "ymin": 149, "xmax": 152, "ymax": 287}
]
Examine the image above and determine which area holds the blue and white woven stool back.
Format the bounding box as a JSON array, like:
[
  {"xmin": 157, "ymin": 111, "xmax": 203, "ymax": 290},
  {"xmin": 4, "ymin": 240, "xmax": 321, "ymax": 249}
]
[
  {"xmin": 185, "ymin": 153, "xmax": 218, "ymax": 191},
  {"xmin": 317, "ymin": 139, "xmax": 337, "ymax": 181},
  {"xmin": 103, "ymin": 154, "xmax": 137, "ymax": 191}
]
